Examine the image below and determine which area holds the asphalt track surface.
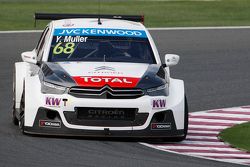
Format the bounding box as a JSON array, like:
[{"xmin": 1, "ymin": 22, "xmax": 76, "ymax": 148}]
[{"xmin": 0, "ymin": 29, "xmax": 249, "ymax": 167}]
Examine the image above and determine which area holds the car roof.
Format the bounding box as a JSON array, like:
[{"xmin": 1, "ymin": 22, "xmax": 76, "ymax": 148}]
[{"xmin": 51, "ymin": 18, "xmax": 146, "ymax": 30}]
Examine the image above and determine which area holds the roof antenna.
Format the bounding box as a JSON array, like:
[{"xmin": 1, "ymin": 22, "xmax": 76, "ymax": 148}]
[{"xmin": 98, "ymin": 0, "xmax": 102, "ymax": 25}]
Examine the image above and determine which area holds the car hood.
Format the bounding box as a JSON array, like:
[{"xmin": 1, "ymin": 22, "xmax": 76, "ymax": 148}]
[{"xmin": 41, "ymin": 62, "xmax": 166, "ymax": 89}]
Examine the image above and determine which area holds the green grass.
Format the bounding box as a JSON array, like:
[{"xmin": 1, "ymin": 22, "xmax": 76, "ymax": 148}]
[
  {"xmin": 220, "ymin": 122, "xmax": 250, "ymax": 151},
  {"xmin": 1, "ymin": 0, "xmax": 250, "ymax": 30}
]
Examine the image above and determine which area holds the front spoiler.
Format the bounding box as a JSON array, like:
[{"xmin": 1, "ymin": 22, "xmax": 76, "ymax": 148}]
[
  {"xmin": 24, "ymin": 125, "xmax": 185, "ymax": 138},
  {"xmin": 24, "ymin": 127, "xmax": 185, "ymax": 138},
  {"xmin": 23, "ymin": 108, "xmax": 185, "ymax": 138}
]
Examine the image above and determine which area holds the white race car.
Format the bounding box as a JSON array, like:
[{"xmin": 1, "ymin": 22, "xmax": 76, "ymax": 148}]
[{"xmin": 12, "ymin": 13, "xmax": 188, "ymax": 141}]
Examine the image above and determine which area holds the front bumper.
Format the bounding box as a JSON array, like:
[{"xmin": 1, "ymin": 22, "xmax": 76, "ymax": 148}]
[
  {"xmin": 24, "ymin": 107, "xmax": 185, "ymax": 138},
  {"xmin": 24, "ymin": 76, "xmax": 185, "ymax": 138}
]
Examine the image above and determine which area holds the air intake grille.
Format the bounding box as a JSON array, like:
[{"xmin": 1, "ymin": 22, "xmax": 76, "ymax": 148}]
[{"xmin": 69, "ymin": 86, "xmax": 144, "ymax": 99}]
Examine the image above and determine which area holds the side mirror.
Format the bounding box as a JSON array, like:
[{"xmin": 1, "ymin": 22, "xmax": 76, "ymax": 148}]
[
  {"xmin": 21, "ymin": 50, "xmax": 37, "ymax": 64},
  {"xmin": 164, "ymin": 54, "xmax": 180, "ymax": 67}
]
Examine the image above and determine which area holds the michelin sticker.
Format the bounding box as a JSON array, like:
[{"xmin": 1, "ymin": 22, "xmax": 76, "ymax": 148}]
[
  {"xmin": 54, "ymin": 28, "xmax": 147, "ymax": 38},
  {"xmin": 151, "ymin": 99, "xmax": 166, "ymax": 109}
]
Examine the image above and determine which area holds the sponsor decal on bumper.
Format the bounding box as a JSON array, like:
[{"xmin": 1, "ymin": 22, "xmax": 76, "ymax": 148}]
[
  {"xmin": 45, "ymin": 97, "xmax": 68, "ymax": 107},
  {"xmin": 73, "ymin": 76, "xmax": 140, "ymax": 88},
  {"xmin": 45, "ymin": 97, "xmax": 61, "ymax": 107},
  {"xmin": 151, "ymin": 123, "xmax": 171, "ymax": 130},
  {"xmin": 151, "ymin": 99, "xmax": 166, "ymax": 109},
  {"xmin": 25, "ymin": 108, "xmax": 183, "ymax": 137},
  {"xmin": 39, "ymin": 120, "xmax": 61, "ymax": 128}
]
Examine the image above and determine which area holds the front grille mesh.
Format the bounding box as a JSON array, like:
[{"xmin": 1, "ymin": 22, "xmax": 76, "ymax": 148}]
[{"xmin": 69, "ymin": 86, "xmax": 144, "ymax": 99}]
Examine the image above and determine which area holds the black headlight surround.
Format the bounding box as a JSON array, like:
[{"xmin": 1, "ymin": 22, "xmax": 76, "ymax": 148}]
[
  {"xmin": 145, "ymin": 83, "xmax": 169, "ymax": 96},
  {"xmin": 41, "ymin": 81, "xmax": 67, "ymax": 94}
]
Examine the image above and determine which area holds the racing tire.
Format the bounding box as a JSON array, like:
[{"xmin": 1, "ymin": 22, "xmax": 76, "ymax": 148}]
[
  {"xmin": 162, "ymin": 95, "xmax": 188, "ymax": 142},
  {"xmin": 19, "ymin": 92, "xmax": 25, "ymax": 134},
  {"xmin": 12, "ymin": 69, "xmax": 18, "ymax": 125},
  {"xmin": 12, "ymin": 104, "xmax": 19, "ymax": 126}
]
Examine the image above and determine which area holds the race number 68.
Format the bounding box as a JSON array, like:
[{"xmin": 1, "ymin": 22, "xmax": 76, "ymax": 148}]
[{"xmin": 53, "ymin": 42, "xmax": 75, "ymax": 55}]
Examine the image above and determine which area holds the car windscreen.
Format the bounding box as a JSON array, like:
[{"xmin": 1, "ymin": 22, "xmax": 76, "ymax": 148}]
[{"xmin": 48, "ymin": 36, "xmax": 156, "ymax": 64}]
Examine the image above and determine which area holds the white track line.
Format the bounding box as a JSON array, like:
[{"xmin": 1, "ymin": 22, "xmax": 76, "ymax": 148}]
[
  {"xmin": 1, "ymin": 26, "xmax": 250, "ymax": 34},
  {"xmin": 187, "ymin": 130, "xmax": 219, "ymax": 134},
  {"xmin": 186, "ymin": 153, "xmax": 250, "ymax": 158},
  {"xmin": 189, "ymin": 118, "xmax": 246, "ymax": 124},
  {"xmin": 157, "ymin": 146, "xmax": 241, "ymax": 152},
  {"xmin": 186, "ymin": 136, "xmax": 218, "ymax": 140},
  {"xmin": 191, "ymin": 113, "xmax": 250, "ymax": 118},
  {"xmin": 149, "ymin": 26, "xmax": 250, "ymax": 30},
  {"xmin": 0, "ymin": 30, "xmax": 43, "ymax": 34},
  {"xmin": 223, "ymin": 159, "xmax": 250, "ymax": 164},
  {"xmin": 222, "ymin": 108, "xmax": 250, "ymax": 112},
  {"xmin": 188, "ymin": 125, "xmax": 229, "ymax": 129},
  {"xmin": 180, "ymin": 141, "xmax": 226, "ymax": 145}
]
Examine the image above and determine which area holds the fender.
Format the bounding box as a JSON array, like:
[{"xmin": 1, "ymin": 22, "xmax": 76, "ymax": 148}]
[
  {"xmin": 165, "ymin": 78, "xmax": 185, "ymax": 130},
  {"xmin": 15, "ymin": 61, "xmax": 40, "ymax": 110},
  {"xmin": 25, "ymin": 75, "xmax": 42, "ymax": 127},
  {"xmin": 14, "ymin": 62, "xmax": 30, "ymax": 109}
]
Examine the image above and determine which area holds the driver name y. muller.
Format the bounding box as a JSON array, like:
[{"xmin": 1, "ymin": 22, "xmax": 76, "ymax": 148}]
[{"xmin": 56, "ymin": 36, "xmax": 88, "ymax": 43}]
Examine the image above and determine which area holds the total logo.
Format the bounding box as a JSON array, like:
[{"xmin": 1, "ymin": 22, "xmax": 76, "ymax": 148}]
[
  {"xmin": 73, "ymin": 76, "xmax": 140, "ymax": 88},
  {"xmin": 151, "ymin": 99, "xmax": 166, "ymax": 109},
  {"xmin": 81, "ymin": 76, "xmax": 132, "ymax": 83}
]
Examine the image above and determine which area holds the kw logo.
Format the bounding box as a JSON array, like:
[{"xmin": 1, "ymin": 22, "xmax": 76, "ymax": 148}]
[
  {"xmin": 45, "ymin": 97, "xmax": 61, "ymax": 107},
  {"xmin": 152, "ymin": 99, "xmax": 166, "ymax": 109}
]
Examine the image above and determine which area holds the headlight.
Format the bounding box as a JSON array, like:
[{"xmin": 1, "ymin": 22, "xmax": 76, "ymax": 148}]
[
  {"xmin": 41, "ymin": 81, "xmax": 67, "ymax": 94},
  {"xmin": 146, "ymin": 84, "xmax": 168, "ymax": 96}
]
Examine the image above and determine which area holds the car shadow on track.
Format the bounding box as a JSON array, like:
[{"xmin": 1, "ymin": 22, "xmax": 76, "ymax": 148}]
[{"xmin": 25, "ymin": 133, "xmax": 179, "ymax": 143}]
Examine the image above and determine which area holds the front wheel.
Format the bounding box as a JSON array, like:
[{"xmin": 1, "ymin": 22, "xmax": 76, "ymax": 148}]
[
  {"xmin": 19, "ymin": 92, "xmax": 25, "ymax": 133},
  {"xmin": 12, "ymin": 69, "xmax": 18, "ymax": 126},
  {"xmin": 12, "ymin": 105, "xmax": 19, "ymax": 125}
]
